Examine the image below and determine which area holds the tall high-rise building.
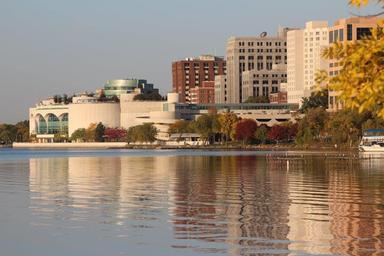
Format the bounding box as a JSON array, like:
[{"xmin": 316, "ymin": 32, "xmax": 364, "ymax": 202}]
[
  {"xmin": 172, "ymin": 55, "xmax": 226, "ymax": 103},
  {"xmin": 287, "ymin": 21, "xmax": 329, "ymax": 105},
  {"xmin": 328, "ymin": 17, "xmax": 380, "ymax": 111},
  {"xmin": 225, "ymin": 28, "xmax": 291, "ymax": 103}
]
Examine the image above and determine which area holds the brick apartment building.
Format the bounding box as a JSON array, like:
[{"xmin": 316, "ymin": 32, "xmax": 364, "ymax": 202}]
[
  {"xmin": 172, "ymin": 55, "xmax": 226, "ymax": 103},
  {"xmin": 190, "ymin": 81, "xmax": 215, "ymax": 104}
]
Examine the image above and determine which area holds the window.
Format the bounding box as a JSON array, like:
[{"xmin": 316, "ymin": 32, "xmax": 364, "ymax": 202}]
[
  {"xmin": 357, "ymin": 27, "xmax": 372, "ymax": 40},
  {"xmin": 339, "ymin": 29, "xmax": 344, "ymax": 41},
  {"xmin": 334, "ymin": 30, "xmax": 339, "ymax": 42},
  {"xmin": 347, "ymin": 24, "xmax": 353, "ymax": 40},
  {"xmin": 329, "ymin": 31, "xmax": 334, "ymax": 43}
]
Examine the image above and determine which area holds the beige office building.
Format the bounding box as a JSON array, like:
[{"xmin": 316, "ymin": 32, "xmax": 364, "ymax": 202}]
[
  {"xmin": 328, "ymin": 17, "xmax": 380, "ymax": 111},
  {"xmin": 226, "ymin": 28, "xmax": 290, "ymax": 103},
  {"xmin": 287, "ymin": 21, "xmax": 329, "ymax": 105},
  {"xmin": 241, "ymin": 64, "xmax": 287, "ymax": 101},
  {"xmin": 214, "ymin": 75, "xmax": 227, "ymax": 104}
]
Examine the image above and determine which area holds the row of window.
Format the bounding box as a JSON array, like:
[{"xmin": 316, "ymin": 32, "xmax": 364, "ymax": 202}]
[
  {"xmin": 329, "ymin": 25, "xmax": 372, "ymax": 43},
  {"xmin": 238, "ymin": 41, "xmax": 286, "ymax": 47},
  {"xmin": 252, "ymin": 73, "xmax": 287, "ymax": 78}
]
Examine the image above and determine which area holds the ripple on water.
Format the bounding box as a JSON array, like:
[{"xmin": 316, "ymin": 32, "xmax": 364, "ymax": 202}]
[{"xmin": 0, "ymin": 152, "xmax": 383, "ymax": 255}]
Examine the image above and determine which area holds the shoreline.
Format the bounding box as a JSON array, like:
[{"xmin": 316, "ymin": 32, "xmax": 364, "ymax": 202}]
[{"xmin": 12, "ymin": 142, "xmax": 358, "ymax": 152}]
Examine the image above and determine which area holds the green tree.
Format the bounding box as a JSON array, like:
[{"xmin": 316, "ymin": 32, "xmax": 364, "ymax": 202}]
[
  {"xmin": 133, "ymin": 92, "xmax": 163, "ymax": 101},
  {"xmin": 362, "ymin": 115, "xmax": 384, "ymax": 130},
  {"xmin": 300, "ymin": 90, "xmax": 328, "ymax": 113},
  {"xmin": 325, "ymin": 110, "xmax": 362, "ymax": 146},
  {"xmin": 95, "ymin": 123, "xmax": 106, "ymax": 142},
  {"xmin": 0, "ymin": 124, "xmax": 17, "ymax": 144},
  {"xmin": 296, "ymin": 107, "xmax": 329, "ymax": 145},
  {"xmin": 71, "ymin": 128, "xmax": 86, "ymax": 142},
  {"xmin": 15, "ymin": 120, "xmax": 29, "ymax": 142},
  {"xmin": 54, "ymin": 132, "xmax": 69, "ymax": 143},
  {"xmin": 192, "ymin": 114, "xmax": 220, "ymax": 144},
  {"xmin": 127, "ymin": 123, "xmax": 157, "ymax": 143},
  {"xmin": 254, "ymin": 125, "xmax": 268, "ymax": 144}
]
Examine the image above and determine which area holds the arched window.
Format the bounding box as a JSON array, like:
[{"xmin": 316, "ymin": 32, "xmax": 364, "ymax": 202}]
[
  {"xmin": 46, "ymin": 114, "xmax": 60, "ymax": 134},
  {"xmin": 36, "ymin": 115, "xmax": 47, "ymax": 134},
  {"xmin": 59, "ymin": 113, "xmax": 69, "ymax": 134}
]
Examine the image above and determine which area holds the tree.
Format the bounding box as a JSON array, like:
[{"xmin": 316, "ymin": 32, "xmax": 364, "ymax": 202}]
[
  {"xmin": 300, "ymin": 90, "xmax": 329, "ymax": 113},
  {"xmin": 325, "ymin": 109, "xmax": 363, "ymax": 146},
  {"xmin": 95, "ymin": 123, "xmax": 106, "ymax": 142},
  {"xmin": 296, "ymin": 107, "xmax": 329, "ymax": 145},
  {"xmin": 104, "ymin": 128, "xmax": 127, "ymax": 142},
  {"xmin": 85, "ymin": 123, "xmax": 97, "ymax": 142},
  {"xmin": 268, "ymin": 125, "xmax": 289, "ymax": 143},
  {"xmin": 0, "ymin": 124, "xmax": 17, "ymax": 144},
  {"xmin": 318, "ymin": 1, "xmax": 384, "ymax": 118},
  {"xmin": 254, "ymin": 125, "xmax": 268, "ymax": 144},
  {"xmin": 126, "ymin": 123, "xmax": 157, "ymax": 143},
  {"xmin": 168, "ymin": 120, "xmax": 193, "ymax": 134},
  {"xmin": 133, "ymin": 92, "xmax": 163, "ymax": 101},
  {"xmin": 191, "ymin": 114, "xmax": 220, "ymax": 144},
  {"xmin": 235, "ymin": 119, "xmax": 257, "ymax": 144},
  {"xmin": 71, "ymin": 128, "xmax": 86, "ymax": 142},
  {"xmin": 266, "ymin": 123, "xmax": 297, "ymax": 143},
  {"xmin": 244, "ymin": 96, "xmax": 270, "ymax": 103},
  {"xmin": 54, "ymin": 132, "xmax": 68, "ymax": 143},
  {"xmin": 15, "ymin": 120, "xmax": 29, "ymax": 142},
  {"xmin": 362, "ymin": 115, "xmax": 384, "ymax": 130},
  {"xmin": 218, "ymin": 112, "xmax": 238, "ymax": 143},
  {"xmin": 53, "ymin": 95, "xmax": 63, "ymax": 104}
]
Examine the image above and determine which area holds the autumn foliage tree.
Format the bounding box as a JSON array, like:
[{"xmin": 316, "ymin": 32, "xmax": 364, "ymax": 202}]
[
  {"xmin": 318, "ymin": 0, "xmax": 384, "ymax": 118},
  {"xmin": 267, "ymin": 123, "xmax": 298, "ymax": 143},
  {"xmin": 104, "ymin": 128, "xmax": 127, "ymax": 142},
  {"xmin": 235, "ymin": 119, "xmax": 257, "ymax": 144}
]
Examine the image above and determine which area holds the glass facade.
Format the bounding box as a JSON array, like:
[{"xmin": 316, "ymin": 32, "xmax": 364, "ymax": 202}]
[
  {"xmin": 176, "ymin": 103, "xmax": 298, "ymax": 111},
  {"xmin": 36, "ymin": 113, "xmax": 69, "ymax": 135},
  {"xmin": 104, "ymin": 79, "xmax": 155, "ymax": 98},
  {"xmin": 37, "ymin": 115, "xmax": 47, "ymax": 134},
  {"xmin": 47, "ymin": 114, "xmax": 60, "ymax": 134}
]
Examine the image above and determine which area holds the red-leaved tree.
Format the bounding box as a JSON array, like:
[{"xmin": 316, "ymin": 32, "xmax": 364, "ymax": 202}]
[
  {"xmin": 235, "ymin": 119, "xmax": 257, "ymax": 144},
  {"xmin": 104, "ymin": 128, "xmax": 127, "ymax": 142},
  {"xmin": 267, "ymin": 125, "xmax": 288, "ymax": 142},
  {"xmin": 268, "ymin": 123, "xmax": 298, "ymax": 142}
]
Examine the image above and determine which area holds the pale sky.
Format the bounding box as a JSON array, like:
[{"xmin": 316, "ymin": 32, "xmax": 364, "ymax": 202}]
[{"xmin": 0, "ymin": 0, "xmax": 380, "ymax": 123}]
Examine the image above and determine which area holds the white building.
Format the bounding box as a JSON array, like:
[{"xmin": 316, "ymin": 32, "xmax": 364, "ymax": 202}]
[
  {"xmin": 29, "ymin": 92, "xmax": 299, "ymax": 143},
  {"xmin": 287, "ymin": 21, "xmax": 329, "ymax": 105},
  {"xmin": 226, "ymin": 28, "xmax": 291, "ymax": 103},
  {"xmin": 29, "ymin": 93, "xmax": 181, "ymax": 143}
]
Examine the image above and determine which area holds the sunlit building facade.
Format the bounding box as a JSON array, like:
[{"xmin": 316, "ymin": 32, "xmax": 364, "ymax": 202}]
[
  {"xmin": 287, "ymin": 21, "xmax": 329, "ymax": 105},
  {"xmin": 328, "ymin": 17, "xmax": 380, "ymax": 111}
]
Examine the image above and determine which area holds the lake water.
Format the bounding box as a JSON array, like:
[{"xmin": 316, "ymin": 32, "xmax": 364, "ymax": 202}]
[{"xmin": 0, "ymin": 149, "xmax": 383, "ymax": 256}]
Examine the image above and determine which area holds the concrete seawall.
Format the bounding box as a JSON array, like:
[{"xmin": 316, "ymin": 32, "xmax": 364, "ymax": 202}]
[{"xmin": 13, "ymin": 142, "xmax": 128, "ymax": 149}]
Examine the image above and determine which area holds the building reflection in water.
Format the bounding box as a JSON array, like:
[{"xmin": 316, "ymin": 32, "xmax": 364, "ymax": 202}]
[
  {"xmin": 28, "ymin": 153, "xmax": 384, "ymax": 255},
  {"xmin": 170, "ymin": 155, "xmax": 291, "ymax": 255}
]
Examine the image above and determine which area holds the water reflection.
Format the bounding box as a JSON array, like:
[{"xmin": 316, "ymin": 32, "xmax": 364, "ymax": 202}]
[{"xmin": 26, "ymin": 153, "xmax": 384, "ymax": 255}]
